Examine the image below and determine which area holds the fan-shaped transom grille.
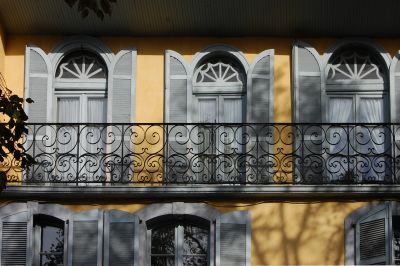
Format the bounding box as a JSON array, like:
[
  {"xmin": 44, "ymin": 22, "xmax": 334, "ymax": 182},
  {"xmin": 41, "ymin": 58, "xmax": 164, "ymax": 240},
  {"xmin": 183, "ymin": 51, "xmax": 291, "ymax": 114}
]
[
  {"xmin": 195, "ymin": 62, "xmax": 243, "ymax": 84},
  {"xmin": 56, "ymin": 52, "xmax": 106, "ymax": 80},
  {"xmin": 327, "ymin": 49, "xmax": 384, "ymax": 81}
]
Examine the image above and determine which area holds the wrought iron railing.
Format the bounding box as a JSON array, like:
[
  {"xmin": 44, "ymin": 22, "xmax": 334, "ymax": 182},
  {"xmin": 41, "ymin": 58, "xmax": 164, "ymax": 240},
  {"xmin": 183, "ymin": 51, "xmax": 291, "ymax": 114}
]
[{"xmin": 2, "ymin": 123, "xmax": 400, "ymax": 185}]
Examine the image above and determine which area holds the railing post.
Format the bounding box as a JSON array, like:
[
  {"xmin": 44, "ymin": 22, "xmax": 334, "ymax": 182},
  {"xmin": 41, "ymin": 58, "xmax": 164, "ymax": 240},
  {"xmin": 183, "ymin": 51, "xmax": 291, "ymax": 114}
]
[
  {"xmin": 393, "ymin": 124, "xmax": 397, "ymax": 183},
  {"xmin": 31, "ymin": 124, "xmax": 36, "ymax": 182},
  {"xmin": 300, "ymin": 124, "xmax": 304, "ymax": 184},
  {"xmin": 120, "ymin": 124, "xmax": 124, "ymax": 184},
  {"xmin": 76, "ymin": 124, "xmax": 80, "ymax": 186},
  {"xmin": 256, "ymin": 124, "xmax": 259, "ymax": 184},
  {"xmin": 164, "ymin": 124, "xmax": 169, "ymax": 186},
  {"xmin": 347, "ymin": 124, "xmax": 350, "ymax": 183}
]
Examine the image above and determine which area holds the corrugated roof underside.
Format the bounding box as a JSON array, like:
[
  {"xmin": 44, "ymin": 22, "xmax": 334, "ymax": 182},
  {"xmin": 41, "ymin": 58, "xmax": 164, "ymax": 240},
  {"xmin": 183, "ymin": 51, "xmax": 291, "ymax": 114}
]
[{"xmin": 0, "ymin": 0, "xmax": 398, "ymax": 36}]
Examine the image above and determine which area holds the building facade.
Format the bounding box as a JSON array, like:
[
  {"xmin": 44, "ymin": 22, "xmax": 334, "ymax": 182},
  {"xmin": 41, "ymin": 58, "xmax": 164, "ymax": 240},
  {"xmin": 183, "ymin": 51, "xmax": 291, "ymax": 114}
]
[{"xmin": 1, "ymin": 1, "xmax": 400, "ymax": 265}]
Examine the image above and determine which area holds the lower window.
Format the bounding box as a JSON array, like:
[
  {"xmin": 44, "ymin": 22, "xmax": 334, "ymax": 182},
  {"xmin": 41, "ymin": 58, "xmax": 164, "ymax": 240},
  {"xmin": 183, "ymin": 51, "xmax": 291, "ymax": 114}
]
[
  {"xmin": 148, "ymin": 219, "xmax": 209, "ymax": 266},
  {"xmin": 33, "ymin": 214, "xmax": 65, "ymax": 266}
]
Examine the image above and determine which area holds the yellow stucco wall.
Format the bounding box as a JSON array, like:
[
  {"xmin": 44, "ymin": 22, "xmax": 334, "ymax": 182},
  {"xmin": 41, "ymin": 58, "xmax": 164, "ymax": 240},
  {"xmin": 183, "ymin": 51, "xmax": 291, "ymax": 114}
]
[
  {"xmin": 3, "ymin": 36, "xmax": 400, "ymax": 265},
  {"xmin": 0, "ymin": 24, "xmax": 5, "ymax": 75},
  {"xmin": 5, "ymin": 36, "xmax": 400, "ymax": 124},
  {"xmin": 0, "ymin": 199, "xmax": 372, "ymax": 265},
  {"xmin": 5, "ymin": 36, "xmax": 295, "ymax": 123}
]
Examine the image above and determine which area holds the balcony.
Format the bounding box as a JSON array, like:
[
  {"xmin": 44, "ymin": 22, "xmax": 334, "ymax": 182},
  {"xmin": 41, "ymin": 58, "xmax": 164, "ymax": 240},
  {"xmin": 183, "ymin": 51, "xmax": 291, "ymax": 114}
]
[{"xmin": 2, "ymin": 123, "xmax": 400, "ymax": 199}]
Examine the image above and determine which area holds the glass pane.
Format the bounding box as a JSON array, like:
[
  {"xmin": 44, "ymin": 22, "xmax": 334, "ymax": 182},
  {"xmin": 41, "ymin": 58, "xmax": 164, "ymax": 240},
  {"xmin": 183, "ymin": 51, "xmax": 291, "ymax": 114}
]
[
  {"xmin": 151, "ymin": 225, "xmax": 175, "ymax": 255},
  {"xmin": 183, "ymin": 255, "xmax": 208, "ymax": 266},
  {"xmin": 394, "ymin": 216, "xmax": 400, "ymax": 265},
  {"xmin": 38, "ymin": 220, "xmax": 64, "ymax": 266},
  {"xmin": 359, "ymin": 97, "xmax": 385, "ymax": 123},
  {"xmin": 183, "ymin": 225, "xmax": 208, "ymax": 255},
  {"xmin": 40, "ymin": 254, "xmax": 64, "ymax": 266},
  {"xmin": 151, "ymin": 256, "xmax": 175, "ymax": 266},
  {"xmin": 57, "ymin": 98, "xmax": 80, "ymax": 123},
  {"xmin": 41, "ymin": 225, "xmax": 64, "ymax": 253},
  {"xmin": 328, "ymin": 97, "xmax": 354, "ymax": 123},
  {"xmin": 57, "ymin": 98, "xmax": 80, "ymax": 180},
  {"xmin": 87, "ymin": 98, "xmax": 107, "ymax": 123},
  {"xmin": 56, "ymin": 52, "xmax": 106, "ymax": 79}
]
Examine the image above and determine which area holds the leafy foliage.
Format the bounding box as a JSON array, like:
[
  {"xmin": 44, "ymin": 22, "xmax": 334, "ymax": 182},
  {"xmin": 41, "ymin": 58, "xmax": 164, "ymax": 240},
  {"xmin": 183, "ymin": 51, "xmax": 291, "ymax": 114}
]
[
  {"xmin": 0, "ymin": 73, "xmax": 34, "ymax": 187},
  {"xmin": 64, "ymin": 0, "xmax": 117, "ymax": 20}
]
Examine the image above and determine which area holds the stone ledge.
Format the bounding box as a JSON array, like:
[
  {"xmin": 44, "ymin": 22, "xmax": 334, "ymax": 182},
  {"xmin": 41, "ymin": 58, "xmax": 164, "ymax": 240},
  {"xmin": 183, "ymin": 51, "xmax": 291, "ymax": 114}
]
[{"xmin": 2, "ymin": 185, "xmax": 400, "ymax": 200}]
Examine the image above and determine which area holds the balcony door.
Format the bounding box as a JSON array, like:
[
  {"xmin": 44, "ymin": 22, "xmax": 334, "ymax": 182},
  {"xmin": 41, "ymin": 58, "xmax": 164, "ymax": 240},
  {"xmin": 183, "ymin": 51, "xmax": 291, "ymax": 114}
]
[
  {"xmin": 325, "ymin": 48, "xmax": 390, "ymax": 182},
  {"xmin": 54, "ymin": 51, "xmax": 107, "ymax": 183},
  {"xmin": 193, "ymin": 60, "xmax": 245, "ymax": 183}
]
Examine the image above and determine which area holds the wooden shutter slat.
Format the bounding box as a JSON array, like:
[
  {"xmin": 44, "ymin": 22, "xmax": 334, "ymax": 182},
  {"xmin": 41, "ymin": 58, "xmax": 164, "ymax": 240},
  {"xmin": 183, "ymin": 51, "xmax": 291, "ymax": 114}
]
[
  {"xmin": 104, "ymin": 210, "xmax": 139, "ymax": 266},
  {"xmin": 217, "ymin": 211, "xmax": 251, "ymax": 266},
  {"xmin": 68, "ymin": 209, "xmax": 103, "ymax": 266},
  {"xmin": 247, "ymin": 50, "xmax": 274, "ymax": 124},
  {"xmin": 165, "ymin": 50, "xmax": 189, "ymax": 124},
  {"xmin": 293, "ymin": 42, "xmax": 323, "ymax": 182},
  {"xmin": 25, "ymin": 46, "xmax": 50, "ymax": 123},
  {"xmin": 110, "ymin": 49, "xmax": 136, "ymax": 123},
  {"xmin": 356, "ymin": 203, "xmax": 391, "ymax": 265},
  {"xmin": 293, "ymin": 41, "xmax": 322, "ymax": 123},
  {"xmin": 165, "ymin": 51, "xmax": 190, "ymax": 183},
  {"xmin": 1, "ymin": 212, "xmax": 29, "ymax": 266},
  {"xmin": 246, "ymin": 50, "xmax": 274, "ymax": 183}
]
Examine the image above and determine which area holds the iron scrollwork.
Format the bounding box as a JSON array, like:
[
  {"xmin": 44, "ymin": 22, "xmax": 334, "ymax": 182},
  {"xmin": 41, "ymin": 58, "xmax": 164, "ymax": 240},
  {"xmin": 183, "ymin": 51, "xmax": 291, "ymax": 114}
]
[{"xmin": 2, "ymin": 123, "xmax": 400, "ymax": 185}]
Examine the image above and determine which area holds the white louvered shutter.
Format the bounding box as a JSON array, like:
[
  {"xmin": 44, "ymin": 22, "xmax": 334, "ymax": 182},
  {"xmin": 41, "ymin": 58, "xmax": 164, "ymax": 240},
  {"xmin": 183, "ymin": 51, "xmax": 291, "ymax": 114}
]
[
  {"xmin": 292, "ymin": 41, "xmax": 323, "ymax": 182},
  {"xmin": 165, "ymin": 50, "xmax": 190, "ymax": 182},
  {"xmin": 25, "ymin": 45, "xmax": 50, "ymax": 123},
  {"xmin": 68, "ymin": 209, "xmax": 103, "ymax": 266},
  {"xmin": 247, "ymin": 50, "xmax": 274, "ymax": 124},
  {"xmin": 390, "ymin": 53, "xmax": 400, "ymax": 123},
  {"xmin": 390, "ymin": 55, "xmax": 400, "ymax": 182},
  {"xmin": 246, "ymin": 50, "xmax": 274, "ymax": 183},
  {"xmin": 216, "ymin": 211, "xmax": 251, "ymax": 266},
  {"xmin": 103, "ymin": 210, "xmax": 139, "ymax": 266},
  {"xmin": 356, "ymin": 203, "xmax": 392, "ymax": 265},
  {"xmin": 0, "ymin": 211, "xmax": 29, "ymax": 266},
  {"xmin": 24, "ymin": 46, "xmax": 51, "ymax": 181},
  {"xmin": 109, "ymin": 49, "xmax": 136, "ymax": 181},
  {"xmin": 110, "ymin": 49, "xmax": 136, "ymax": 123}
]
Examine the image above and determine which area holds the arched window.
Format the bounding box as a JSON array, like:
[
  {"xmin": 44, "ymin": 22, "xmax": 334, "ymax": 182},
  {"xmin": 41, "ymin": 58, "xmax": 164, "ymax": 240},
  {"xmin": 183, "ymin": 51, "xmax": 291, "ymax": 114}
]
[
  {"xmin": 165, "ymin": 46, "xmax": 274, "ymax": 184},
  {"xmin": 147, "ymin": 216, "xmax": 210, "ymax": 266},
  {"xmin": 325, "ymin": 46, "xmax": 390, "ymax": 182},
  {"xmin": 55, "ymin": 51, "xmax": 108, "ymax": 124},
  {"xmin": 33, "ymin": 215, "xmax": 65, "ymax": 266},
  {"xmin": 24, "ymin": 37, "xmax": 137, "ymax": 184},
  {"xmin": 191, "ymin": 56, "xmax": 246, "ymax": 182},
  {"xmin": 53, "ymin": 51, "xmax": 108, "ymax": 181},
  {"xmin": 137, "ymin": 202, "xmax": 251, "ymax": 266}
]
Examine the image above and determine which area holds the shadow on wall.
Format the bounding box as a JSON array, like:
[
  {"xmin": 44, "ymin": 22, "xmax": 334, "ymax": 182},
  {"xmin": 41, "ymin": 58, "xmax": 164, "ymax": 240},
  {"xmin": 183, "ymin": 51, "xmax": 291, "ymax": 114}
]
[{"xmin": 250, "ymin": 201, "xmax": 362, "ymax": 265}]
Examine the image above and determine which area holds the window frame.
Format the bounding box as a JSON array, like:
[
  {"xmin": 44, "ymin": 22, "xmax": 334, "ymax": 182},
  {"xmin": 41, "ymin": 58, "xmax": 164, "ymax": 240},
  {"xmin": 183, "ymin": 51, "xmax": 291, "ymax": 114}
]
[
  {"xmin": 33, "ymin": 214, "xmax": 66, "ymax": 266},
  {"xmin": 136, "ymin": 203, "xmax": 221, "ymax": 266},
  {"xmin": 344, "ymin": 201, "xmax": 400, "ymax": 265},
  {"xmin": 146, "ymin": 216, "xmax": 211, "ymax": 266}
]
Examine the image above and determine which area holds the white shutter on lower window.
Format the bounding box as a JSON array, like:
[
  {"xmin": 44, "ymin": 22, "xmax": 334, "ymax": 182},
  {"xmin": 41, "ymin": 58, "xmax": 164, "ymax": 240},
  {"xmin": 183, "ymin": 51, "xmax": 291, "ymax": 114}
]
[
  {"xmin": 216, "ymin": 211, "xmax": 251, "ymax": 266},
  {"xmin": 0, "ymin": 211, "xmax": 29, "ymax": 266},
  {"xmin": 356, "ymin": 203, "xmax": 392, "ymax": 265},
  {"xmin": 68, "ymin": 209, "xmax": 103, "ymax": 266},
  {"xmin": 103, "ymin": 210, "xmax": 139, "ymax": 266}
]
